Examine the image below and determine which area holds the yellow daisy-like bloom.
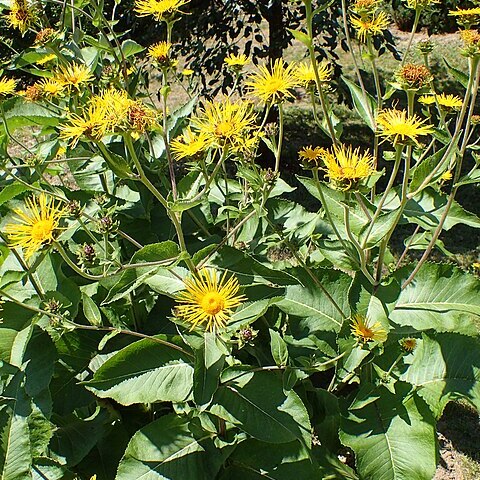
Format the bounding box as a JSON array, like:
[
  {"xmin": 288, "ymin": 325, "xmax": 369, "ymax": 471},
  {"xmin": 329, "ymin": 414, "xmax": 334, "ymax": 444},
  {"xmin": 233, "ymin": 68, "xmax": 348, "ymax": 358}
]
[
  {"xmin": 134, "ymin": 0, "xmax": 188, "ymax": 21},
  {"xmin": 171, "ymin": 127, "xmax": 209, "ymax": 160},
  {"xmin": 60, "ymin": 107, "xmax": 105, "ymax": 147},
  {"xmin": 436, "ymin": 93, "xmax": 463, "ymax": 110},
  {"xmin": 377, "ymin": 108, "xmax": 434, "ymax": 146},
  {"xmin": 55, "ymin": 63, "xmax": 93, "ymax": 90},
  {"xmin": 148, "ymin": 41, "xmax": 172, "ymax": 61},
  {"xmin": 351, "ymin": 314, "xmax": 387, "ymax": 343},
  {"xmin": 299, "ymin": 145, "xmax": 325, "ymax": 166},
  {"xmin": 321, "ymin": 145, "xmax": 375, "ymax": 190},
  {"xmin": 4, "ymin": 193, "xmax": 65, "ymax": 260},
  {"xmin": 449, "ymin": 7, "xmax": 480, "ymax": 19},
  {"xmin": 440, "ymin": 170, "xmax": 453, "ymax": 181},
  {"xmin": 350, "ymin": 11, "xmax": 390, "ymax": 43},
  {"xmin": 6, "ymin": 0, "xmax": 36, "ymax": 34},
  {"xmin": 182, "ymin": 68, "xmax": 194, "ymax": 76},
  {"xmin": 224, "ymin": 53, "xmax": 250, "ymax": 70},
  {"xmin": 191, "ymin": 98, "xmax": 257, "ymax": 150},
  {"xmin": 0, "ymin": 77, "xmax": 17, "ymax": 96},
  {"xmin": 294, "ymin": 61, "xmax": 332, "ymax": 89},
  {"xmin": 38, "ymin": 78, "xmax": 64, "ymax": 97},
  {"xmin": 418, "ymin": 94, "xmax": 436, "ymax": 105},
  {"xmin": 246, "ymin": 59, "xmax": 298, "ymax": 104},
  {"xmin": 175, "ymin": 268, "xmax": 245, "ymax": 332}
]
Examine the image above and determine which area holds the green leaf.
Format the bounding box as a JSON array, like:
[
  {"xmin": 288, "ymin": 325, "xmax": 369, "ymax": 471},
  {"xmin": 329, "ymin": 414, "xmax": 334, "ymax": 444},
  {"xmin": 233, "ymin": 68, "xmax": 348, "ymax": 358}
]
[
  {"xmin": 116, "ymin": 415, "xmax": 210, "ymax": 479},
  {"xmin": 193, "ymin": 333, "xmax": 226, "ymax": 409},
  {"xmin": 340, "ymin": 384, "xmax": 437, "ymax": 480},
  {"xmin": 342, "ymin": 76, "xmax": 377, "ymax": 131},
  {"xmin": 277, "ymin": 268, "xmax": 351, "ymax": 333},
  {"xmin": 390, "ymin": 263, "xmax": 480, "ymax": 335},
  {"xmin": 82, "ymin": 293, "xmax": 102, "ymax": 326},
  {"xmin": 121, "ymin": 39, "xmax": 145, "ymax": 58},
  {"xmin": 104, "ymin": 241, "xmax": 180, "ymax": 303},
  {"xmin": 269, "ymin": 329, "xmax": 289, "ymax": 366},
  {"xmin": 0, "ymin": 372, "xmax": 32, "ymax": 480},
  {"xmin": 444, "ymin": 58, "xmax": 469, "ymax": 88},
  {"xmin": 32, "ymin": 458, "xmax": 74, "ymax": 480},
  {"xmin": 410, "ymin": 145, "xmax": 455, "ymax": 191},
  {"xmin": 288, "ymin": 28, "xmax": 311, "ymax": 47},
  {"xmin": 401, "ymin": 333, "xmax": 480, "ymax": 417},
  {"xmin": 0, "ymin": 183, "xmax": 31, "ymax": 206},
  {"xmin": 1, "ymin": 97, "xmax": 59, "ymax": 133},
  {"xmin": 84, "ymin": 338, "xmax": 193, "ymax": 405},
  {"xmin": 210, "ymin": 370, "xmax": 311, "ymax": 446}
]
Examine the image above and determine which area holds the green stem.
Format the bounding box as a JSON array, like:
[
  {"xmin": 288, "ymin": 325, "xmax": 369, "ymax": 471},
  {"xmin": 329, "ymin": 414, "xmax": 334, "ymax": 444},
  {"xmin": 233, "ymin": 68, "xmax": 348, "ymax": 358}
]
[
  {"xmin": 402, "ymin": 9, "xmax": 421, "ymax": 67},
  {"xmin": 274, "ymin": 103, "xmax": 284, "ymax": 173}
]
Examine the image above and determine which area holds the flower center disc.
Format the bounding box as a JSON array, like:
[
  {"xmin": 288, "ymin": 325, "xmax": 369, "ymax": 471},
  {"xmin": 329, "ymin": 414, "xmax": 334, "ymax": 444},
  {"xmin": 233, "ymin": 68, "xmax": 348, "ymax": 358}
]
[
  {"xmin": 31, "ymin": 219, "xmax": 54, "ymax": 242},
  {"xmin": 201, "ymin": 292, "xmax": 225, "ymax": 315},
  {"xmin": 215, "ymin": 121, "xmax": 235, "ymax": 138}
]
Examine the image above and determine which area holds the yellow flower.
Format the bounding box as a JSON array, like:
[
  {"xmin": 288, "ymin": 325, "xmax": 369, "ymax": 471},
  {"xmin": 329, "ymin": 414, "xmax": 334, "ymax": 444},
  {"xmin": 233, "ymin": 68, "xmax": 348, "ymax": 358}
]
[
  {"xmin": 171, "ymin": 127, "xmax": 209, "ymax": 160},
  {"xmin": 377, "ymin": 108, "xmax": 434, "ymax": 146},
  {"xmin": 460, "ymin": 29, "xmax": 480, "ymax": 56},
  {"xmin": 321, "ymin": 145, "xmax": 375, "ymax": 190},
  {"xmin": 246, "ymin": 59, "xmax": 298, "ymax": 104},
  {"xmin": 134, "ymin": 0, "xmax": 188, "ymax": 21},
  {"xmin": 6, "ymin": 0, "xmax": 36, "ymax": 34},
  {"xmin": 60, "ymin": 107, "xmax": 106, "ymax": 147},
  {"xmin": 440, "ymin": 170, "xmax": 452, "ymax": 182},
  {"xmin": 5, "ymin": 193, "xmax": 65, "ymax": 260},
  {"xmin": 299, "ymin": 145, "xmax": 325, "ymax": 166},
  {"xmin": 449, "ymin": 7, "xmax": 480, "ymax": 22},
  {"xmin": 350, "ymin": 11, "xmax": 390, "ymax": 42},
  {"xmin": 436, "ymin": 93, "xmax": 463, "ymax": 110},
  {"xmin": 351, "ymin": 314, "xmax": 387, "ymax": 343},
  {"xmin": 295, "ymin": 61, "xmax": 332, "ymax": 89},
  {"xmin": 191, "ymin": 98, "xmax": 257, "ymax": 150},
  {"xmin": 182, "ymin": 69, "xmax": 194, "ymax": 76},
  {"xmin": 400, "ymin": 337, "xmax": 417, "ymax": 352},
  {"xmin": 224, "ymin": 53, "xmax": 250, "ymax": 71},
  {"xmin": 148, "ymin": 41, "xmax": 172, "ymax": 62},
  {"xmin": 175, "ymin": 268, "xmax": 245, "ymax": 332},
  {"xmin": 38, "ymin": 78, "xmax": 64, "ymax": 97},
  {"xmin": 55, "ymin": 63, "xmax": 93, "ymax": 90},
  {"xmin": 418, "ymin": 94, "xmax": 436, "ymax": 105},
  {"xmin": 0, "ymin": 77, "xmax": 17, "ymax": 96}
]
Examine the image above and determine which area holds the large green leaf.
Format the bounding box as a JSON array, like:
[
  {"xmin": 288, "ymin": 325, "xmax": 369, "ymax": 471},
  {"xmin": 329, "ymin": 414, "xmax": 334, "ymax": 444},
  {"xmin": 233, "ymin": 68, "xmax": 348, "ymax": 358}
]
[
  {"xmin": 210, "ymin": 370, "xmax": 311, "ymax": 446},
  {"xmin": 340, "ymin": 384, "xmax": 437, "ymax": 480},
  {"xmin": 1, "ymin": 97, "xmax": 60, "ymax": 132},
  {"xmin": 342, "ymin": 76, "xmax": 377, "ymax": 131},
  {"xmin": 116, "ymin": 415, "xmax": 209, "ymax": 480},
  {"xmin": 192, "ymin": 333, "xmax": 226, "ymax": 409},
  {"xmin": 0, "ymin": 372, "xmax": 32, "ymax": 480},
  {"xmin": 84, "ymin": 338, "xmax": 193, "ymax": 405},
  {"xmin": 401, "ymin": 333, "xmax": 480, "ymax": 417},
  {"xmin": 390, "ymin": 263, "xmax": 480, "ymax": 335},
  {"xmin": 277, "ymin": 268, "xmax": 351, "ymax": 333}
]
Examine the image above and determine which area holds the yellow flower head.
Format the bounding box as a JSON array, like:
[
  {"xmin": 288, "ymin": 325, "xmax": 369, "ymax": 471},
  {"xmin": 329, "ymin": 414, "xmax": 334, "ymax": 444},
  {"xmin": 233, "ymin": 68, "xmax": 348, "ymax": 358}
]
[
  {"xmin": 400, "ymin": 337, "xmax": 417, "ymax": 352},
  {"xmin": 440, "ymin": 170, "xmax": 453, "ymax": 182},
  {"xmin": 351, "ymin": 314, "xmax": 387, "ymax": 343},
  {"xmin": 175, "ymin": 268, "xmax": 245, "ymax": 332},
  {"xmin": 182, "ymin": 68, "xmax": 194, "ymax": 76},
  {"xmin": 55, "ymin": 63, "xmax": 93, "ymax": 90},
  {"xmin": 295, "ymin": 61, "xmax": 332, "ymax": 89},
  {"xmin": 436, "ymin": 93, "xmax": 463, "ymax": 111},
  {"xmin": 171, "ymin": 127, "xmax": 209, "ymax": 160},
  {"xmin": 377, "ymin": 108, "xmax": 434, "ymax": 146},
  {"xmin": 460, "ymin": 29, "xmax": 480, "ymax": 56},
  {"xmin": 350, "ymin": 11, "xmax": 390, "ymax": 43},
  {"xmin": 418, "ymin": 94, "xmax": 436, "ymax": 105},
  {"xmin": 134, "ymin": 0, "xmax": 188, "ymax": 21},
  {"xmin": 148, "ymin": 41, "xmax": 172, "ymax": 62},
  {"xmin": 299, "ymin": 145, "xmax": 325, "ymax": 166},
  {"xmin": 246, "ymin": 59, "xmax": 298, "ymax": 104},
  {"xmin": 396, "ymin": 63, "xmax": 432, "ymax": 90},
  {"xmin": 38, "ymin": 78, "xmax": 64, "ymax": 97},
  {"xmin": 224, "ymin": 53, "xmax": 250, "ymax": 71},
  {"xmin": 191, "ymin": 98, "xmax": 257, "ymax": 150},
  {"xmin": 60, "ymin": 105, "xmax": 106, "ymax": 147},
  {"xmin": 5, "ymin": 193, "xmax": 65, "ymax": 260},
  {"xmin": 6, "ymin": 0, "xmax": 36, "ymax": 34},
  {"xmin": 321, "ymin": 145, "xmax": 375, "ymax": 190},
  {"xmin": 449, "ymin": 7, "xmax": 480, "ymax": 28},
  {"xmin": 0, "ymin": 77, "xmax": 17, "ymax": 96}
]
